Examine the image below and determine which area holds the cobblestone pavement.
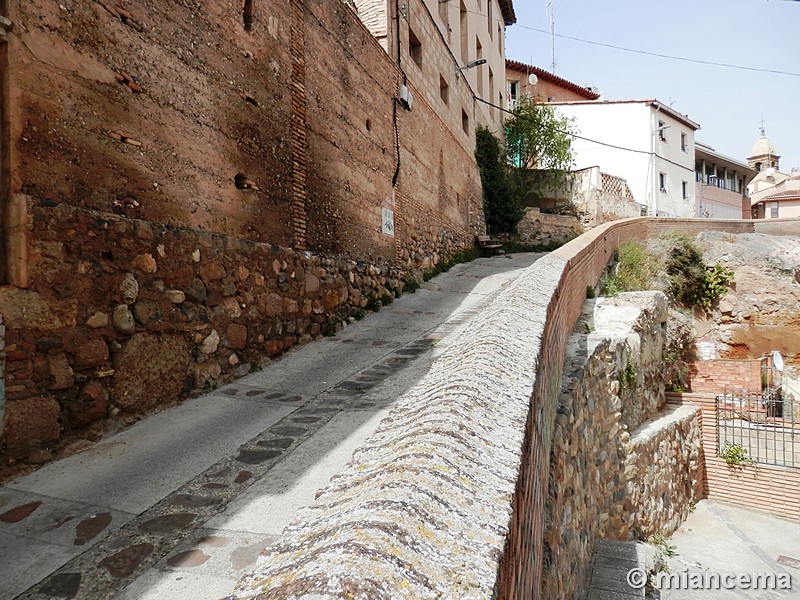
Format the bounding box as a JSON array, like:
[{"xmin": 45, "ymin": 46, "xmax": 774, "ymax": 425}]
[{"xmin": 0, "ymin": 252, "xmax": 545, "ymax": 600}]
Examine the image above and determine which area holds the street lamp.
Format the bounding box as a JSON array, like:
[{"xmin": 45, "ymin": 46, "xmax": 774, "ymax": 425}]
[{"xmin": 456, "ymin": 58, "xmax": 486, "ymax": 74}]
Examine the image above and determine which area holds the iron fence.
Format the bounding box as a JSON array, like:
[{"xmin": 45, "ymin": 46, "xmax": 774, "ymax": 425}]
[{"xmin": 716, "ymin": 390, "xmax": 800, "ymax": 468}]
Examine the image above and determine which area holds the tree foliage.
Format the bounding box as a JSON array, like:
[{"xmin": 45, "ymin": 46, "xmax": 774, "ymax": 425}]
[
  {"xmin": 504, "ymin": 97, "xmax": 576, "ymax": 171},
  {"xmin": 475, "ymin": 126, "xmax": 523, "ymax": 234},
  {"xmin": 665, "ymin": 234, "xmax": 734, "ymax": 312}
]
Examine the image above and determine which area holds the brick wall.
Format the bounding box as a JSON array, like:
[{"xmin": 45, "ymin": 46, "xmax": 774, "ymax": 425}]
[
  {"xmin": 689, "ymin": 359, "xmax": 762, "ymax": 394},
  {"xmin": 669, "ymin": 393, "xmax": 800, "ymax": 523}
]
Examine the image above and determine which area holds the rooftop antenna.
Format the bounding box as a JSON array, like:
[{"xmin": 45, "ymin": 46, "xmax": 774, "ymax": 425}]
[
  {"xmin": 548, "ymin": 0, "xmax": 556, "ymax": 73},
  {"xmin": 760, "ymin": 116, "xmax": 766, "ymax": 136}
]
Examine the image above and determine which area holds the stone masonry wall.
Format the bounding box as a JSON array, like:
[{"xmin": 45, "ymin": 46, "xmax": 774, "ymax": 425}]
[
  {"xmin": 2, "ymin": 0, "xmax": 485, "ymax": 463},
  {"xmin": 514, "ymin": 207, "xmax": 582, "ymax": 248},
  {"xmin": 0, "ymin": 312, "xmax": 4, "ymax": 439},
  {"xmin": 1, "ymin": 199, "xmax": 408, "ymax": 461},
  {"xmin": 543, "ymin": 292, "xmax": 704, "ymax": 600}
]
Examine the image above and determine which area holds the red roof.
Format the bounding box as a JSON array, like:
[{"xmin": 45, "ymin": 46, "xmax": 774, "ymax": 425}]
[
  {"xmin": 762, "ymin": 190, "xmax": 800, "ymax": 202},
  {"xmin": 505, "ymin": 59, "xmax": 600, "ymax": 100}
]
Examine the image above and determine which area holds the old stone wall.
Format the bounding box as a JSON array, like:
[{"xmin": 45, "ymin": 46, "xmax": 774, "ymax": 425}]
[
  {"xmin": 0, "ymin": 312, "xmax": 4, "ymax": 440},
  {"xmin": 1, "ymin": 199, "xmax": 410, "ymax": 461},
  {"xmin": 513, "ymin": 207, "xmax": 582, "ymax": 248},
  {"xmin": 1, "ymin": 0, "xmax": 485, "ymax": 462},
  {"xmin": 543, "ymin": 292, "xmax": 703, "ymax": 599},
  {"xmin": 228, "ymin": 219, "xmax": 761, "ymax": 600}
]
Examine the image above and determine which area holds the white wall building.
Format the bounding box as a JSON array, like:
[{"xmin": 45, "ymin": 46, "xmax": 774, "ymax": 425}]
[{"xmin": 547, "ymin": 100, "xmax": 700, "ymax": 217}]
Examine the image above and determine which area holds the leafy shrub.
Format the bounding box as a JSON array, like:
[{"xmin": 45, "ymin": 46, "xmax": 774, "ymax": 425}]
[
  {"xmin": 666, "ymin": 235, "xmax": 733, "ymax": 312},
  {"xmin": 720, "ymin": 442, "xmax": 756, "ymax": 466},
  {"xmin": 475, "ymin": 126, "xmax": 523, "ymax": 234},
  {"xmin": 601, "ymin": 240, "xmax": 657, "ymax": 296}
]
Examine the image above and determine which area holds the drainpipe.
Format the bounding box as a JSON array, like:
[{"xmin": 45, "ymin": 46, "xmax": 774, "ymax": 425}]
[{"xmin": 391, "ymin": 0, "xmax": 405, "ymax": 187}]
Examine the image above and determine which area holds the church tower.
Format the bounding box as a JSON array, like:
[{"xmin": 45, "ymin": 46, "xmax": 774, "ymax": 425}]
[{"xmin": 747, "ymin": 127, "xmax": 780, "ymax": 172}]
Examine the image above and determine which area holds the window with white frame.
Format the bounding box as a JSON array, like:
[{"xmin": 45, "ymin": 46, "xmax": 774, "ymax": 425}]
[
  {"xmin": 658, "ymin": 120, "xmax": 667, "ymax": 142},
  {"xmin": 659, "ymin": 172, "xmax": 668, "ymax": 193},
  {"xmin": 770, "ymin": 202, "xmax": 779, "ymax": 219},
  {"xmin": 681, "ymin": 133, "xmax": 687, "ymax": 152},
  {"xmin": 682, "ymin": 181, "xmax": 688, "ymax": 199}
]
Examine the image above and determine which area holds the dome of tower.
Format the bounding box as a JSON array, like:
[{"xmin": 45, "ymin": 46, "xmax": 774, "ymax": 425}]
[{"xmin": 750, "ymin": 134, "xmax": 776, "ymax": 158}]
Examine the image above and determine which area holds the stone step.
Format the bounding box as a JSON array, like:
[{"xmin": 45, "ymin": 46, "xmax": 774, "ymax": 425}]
[{"xmin": 587, "ymin": 540, "xmax": 648, "ymax": 599}]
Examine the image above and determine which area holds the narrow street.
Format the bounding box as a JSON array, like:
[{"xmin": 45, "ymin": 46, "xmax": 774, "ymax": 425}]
[{"xmin": 0, "ymin": 252, "xmax": 544, "ymax": 600}]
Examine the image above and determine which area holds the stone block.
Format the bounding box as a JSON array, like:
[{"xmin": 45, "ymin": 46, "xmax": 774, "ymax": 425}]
[
  {"xmin": 74, "ymin": 338, "xmax": 110, "ymax": 370},
  {"xmin": 69, "ymin": 382, "xmax": 109, "ymax": 428},
  {"xmin": 226, "ymin": 324, "xmax": 248, "ymax": 350},
  {"xmin": 4, "ymin": 397, "xmax": 61, "ymax": 450},
  {"xmin": 113, "ymin": 333, "xmax": 190, "ymax": 410},
  {"xmin": 0, "ymin": 288, "xmax": 78, "ymax": 331}
]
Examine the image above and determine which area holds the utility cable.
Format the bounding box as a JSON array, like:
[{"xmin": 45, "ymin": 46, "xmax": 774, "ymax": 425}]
[
  {"xmin": 441, "ymin": 1, "xmax": 800, "ymax": 77},
  {"xmin": 475, "ymin": 96, "xmax": 652, "ymax": 155}
]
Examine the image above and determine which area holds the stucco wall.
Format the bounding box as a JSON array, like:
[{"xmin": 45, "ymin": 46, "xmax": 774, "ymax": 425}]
[{"xmin": 551, "ymin": 102, "xmax": 696, "ymax": 217}]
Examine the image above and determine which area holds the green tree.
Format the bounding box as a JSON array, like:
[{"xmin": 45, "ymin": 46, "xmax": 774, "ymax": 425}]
[
  {"xmin": 505, "ymin": 97, "xmax": 576, "ymax": 171},
  {"xmin": 475, "ymin": 126, "xmax": 523, "ymax": 234}
]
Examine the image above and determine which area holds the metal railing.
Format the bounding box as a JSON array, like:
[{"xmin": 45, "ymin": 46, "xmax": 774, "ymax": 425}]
[{"xmin": 716, "ymin": 390, "xmax": 800, "ymax": 468}]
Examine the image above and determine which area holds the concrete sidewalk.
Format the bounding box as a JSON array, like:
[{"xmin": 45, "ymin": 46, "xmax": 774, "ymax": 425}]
[
  {"xmin": 0, "ymin": 252, "xmax": 544, "ymax": 600},
  {"xmin": 661, "ymin": 500, "xmax": 800, "ymax": 599}
]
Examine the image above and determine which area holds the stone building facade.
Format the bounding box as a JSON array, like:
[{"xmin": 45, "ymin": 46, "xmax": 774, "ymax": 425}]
[{"xmin": 0, "ymin": 0, "xmax": 499, "ymax": 463}]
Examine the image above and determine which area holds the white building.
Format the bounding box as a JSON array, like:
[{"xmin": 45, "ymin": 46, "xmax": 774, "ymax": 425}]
[{"xmin": 547, "ymin": 99, "xmax": 701, "ymax": 217}]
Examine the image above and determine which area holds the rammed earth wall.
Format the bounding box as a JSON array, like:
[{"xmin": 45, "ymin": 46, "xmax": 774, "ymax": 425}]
[{"xmin": 1, "ymin": 0, "xmax": 486, "ymax": 462}]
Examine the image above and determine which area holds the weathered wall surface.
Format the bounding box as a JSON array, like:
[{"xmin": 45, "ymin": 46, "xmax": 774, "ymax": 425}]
[
  {"xmin": 1, "ymin": 0, "xmax": 486, "ymax": 463},
  {"xmin": 513, "ymin": 207, "xmax": 582, "ymax": 248},
  {"xmin": 1, "ymin": 199, "xmax": 409, "ymax": 460},
  {"xmin": 227, "ymin": 217, "xmax": 765, "ymax": 600},
  {"xmin": 544, "ymin": 293, "xmax": 703, "ymax": 600},
  {"xmin": 9, "ymin": 0, "xmax": 294, "ymax": 246}
]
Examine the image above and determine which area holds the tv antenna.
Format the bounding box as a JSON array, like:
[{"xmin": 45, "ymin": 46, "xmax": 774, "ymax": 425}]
[{"xmin": 546, "ymin": 0, "xmax": 556, "ymax": 73}]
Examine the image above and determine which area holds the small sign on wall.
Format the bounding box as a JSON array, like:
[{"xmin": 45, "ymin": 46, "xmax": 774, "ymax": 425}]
[{"xmin": 382, "ymin": 207, "xmax": 394, "ymax": 236}]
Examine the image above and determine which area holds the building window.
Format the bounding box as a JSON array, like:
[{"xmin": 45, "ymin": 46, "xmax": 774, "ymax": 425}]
[
  {"xmin": 507, "ymin": 80, "xmax": 518, "ymax": 109},
  {"xmin": 439, "ymin": 75, "xmax": 449, "ymax": 105},
  {"xmin": 659, "ymin": 172, "xmax": 667, "ymax": 193},
  {"xmin": 475, "ymin": 37, "xmax": 483, "ymax": 96},
  {"xmin": 682, "ymin": 181, "xmax": 688, "ymax": 199},
  {"xmin": 462, "ymin": 109, "xmax": 469, "ymax": 134},
  {"xmin": 409, "ymin": 27, "xmax": 422, "ymax": 69},
  {"xmin": 488, "ymin": 0, "xmax": 493, "ymax": 36},
  {"xmin": 460, "ymin": 1, "xmax": 468, "ymax": 62},
  {"xmin": 681, "ymin": 133, "xmax": 687, "ymax": 152},
  {"xmin": 770, "ymin": 202, "xmax": 779, "ymax": 219},
  {"xmin": 658, "ymin": 120, "xmax": 667, "ymax": 142},
  {"xmin": 488, "ymin": 67, "xmax": 494, "ymax": 115}
]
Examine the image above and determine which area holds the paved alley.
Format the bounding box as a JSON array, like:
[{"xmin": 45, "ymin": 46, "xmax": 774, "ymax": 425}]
[{"xmin": 0, "ymin": 252, "xmax": 544, "ymax": 600}]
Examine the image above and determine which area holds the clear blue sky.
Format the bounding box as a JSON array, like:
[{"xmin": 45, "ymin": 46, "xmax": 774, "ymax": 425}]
[{"xmin": 505, "ymin": 0, "xmax": 800, "ymax": 172}]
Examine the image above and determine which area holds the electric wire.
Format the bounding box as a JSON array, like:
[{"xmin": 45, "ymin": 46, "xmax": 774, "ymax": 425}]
[{"xmin": 442, "ymin": 2, "xmax": 800, "ymax": 77}]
